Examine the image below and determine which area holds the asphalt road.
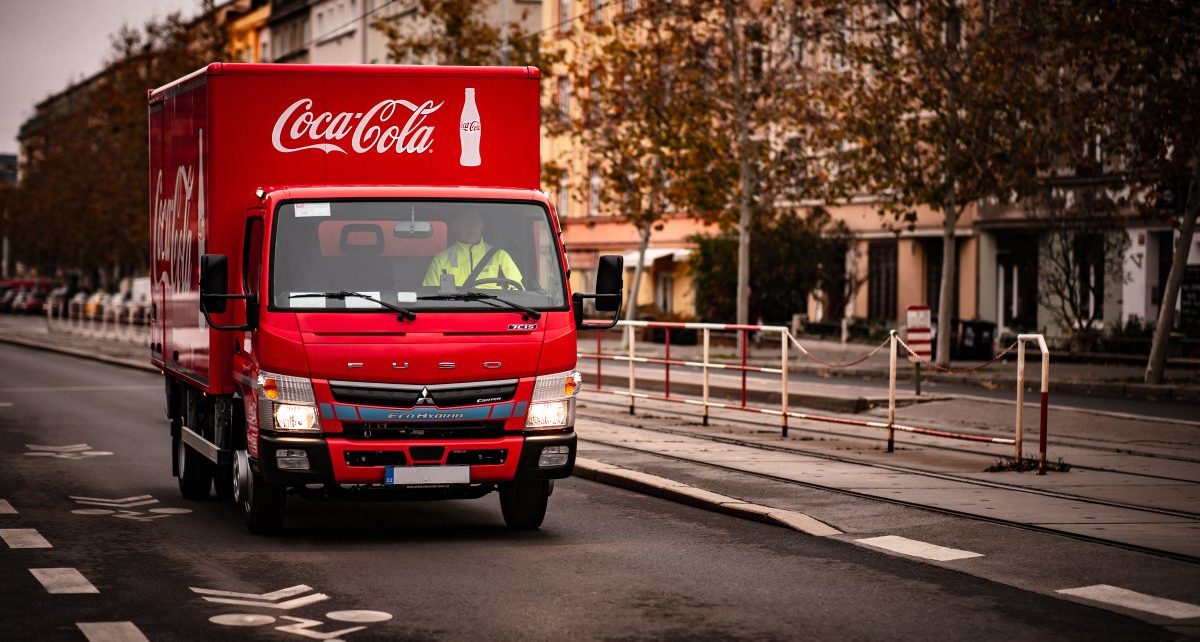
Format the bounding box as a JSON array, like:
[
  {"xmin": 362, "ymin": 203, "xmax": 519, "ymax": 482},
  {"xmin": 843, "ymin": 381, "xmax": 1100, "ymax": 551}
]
[{"xmin": 0, "ymin": 343, "xmax": 1177, "ymax": 641}]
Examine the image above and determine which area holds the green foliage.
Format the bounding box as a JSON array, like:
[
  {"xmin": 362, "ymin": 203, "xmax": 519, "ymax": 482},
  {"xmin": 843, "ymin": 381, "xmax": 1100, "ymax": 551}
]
[{"xmin": 689, "ymin": 208, "xmax": 852, "ymax": 323}]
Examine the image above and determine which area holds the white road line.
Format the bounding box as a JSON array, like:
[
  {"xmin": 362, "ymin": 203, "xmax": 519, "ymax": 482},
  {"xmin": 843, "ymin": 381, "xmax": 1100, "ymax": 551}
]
[
  {"xmin": 0, "ymin": 499, "xmax": 16, "ymax": 514},
  {"xmin": 855, "ymin": 535, "xmax": 983, "ymax": 562},
  {"xmin": 190, "ymin": 584, "xmax": 316, "ymax": 600},
  {"xmin": 76, "ymin": 622, "xmax": 151, "ymax": 642},
  {"xmin": 1056, "ymin": 585, "xmax": 1200, "ymax": 620},
  {"xmin": 30, "ymin": 567, "xmax": 99, "ymax": 594},
  {"xmin": 0, "ymin": 528, "xmax": 52, "ymax": 549}
]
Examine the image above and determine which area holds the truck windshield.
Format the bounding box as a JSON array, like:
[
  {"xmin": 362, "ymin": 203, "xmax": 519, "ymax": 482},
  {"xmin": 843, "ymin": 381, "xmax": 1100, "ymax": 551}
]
[{"xmin": 271, "ymin": 200, "xmax": 567, "ymax": 312}]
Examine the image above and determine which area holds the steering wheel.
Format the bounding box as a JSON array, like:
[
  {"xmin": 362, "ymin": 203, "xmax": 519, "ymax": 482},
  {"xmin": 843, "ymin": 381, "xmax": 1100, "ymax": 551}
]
[{"xmin": 465, "ymin": 277, "xmax": 525, "ymax": 291}]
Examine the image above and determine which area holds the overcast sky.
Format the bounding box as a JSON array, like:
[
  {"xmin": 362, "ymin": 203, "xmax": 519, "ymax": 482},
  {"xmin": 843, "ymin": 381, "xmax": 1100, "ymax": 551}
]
[{"xmin": 0, "ymin": 0, "xmax": 200, "ymax": 155}]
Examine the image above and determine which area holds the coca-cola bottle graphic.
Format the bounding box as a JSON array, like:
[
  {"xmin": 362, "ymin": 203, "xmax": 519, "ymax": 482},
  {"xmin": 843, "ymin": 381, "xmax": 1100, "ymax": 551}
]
[{"xmin": 459, "ymin": 88, "xmax": 481, "ymax": 167}]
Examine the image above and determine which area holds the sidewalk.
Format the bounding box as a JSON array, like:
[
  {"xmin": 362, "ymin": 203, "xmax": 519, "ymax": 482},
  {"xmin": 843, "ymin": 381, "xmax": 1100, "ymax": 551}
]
[{"xmin": 577, "ymin": 331, "xmax": 1200, "ymax": 403}]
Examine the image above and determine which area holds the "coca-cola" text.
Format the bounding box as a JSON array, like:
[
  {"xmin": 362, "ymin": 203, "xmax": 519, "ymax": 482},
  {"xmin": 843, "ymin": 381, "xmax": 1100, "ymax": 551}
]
[{"xmin": 271, "ymin": 98, "xmax": 444, "ymax": 155}]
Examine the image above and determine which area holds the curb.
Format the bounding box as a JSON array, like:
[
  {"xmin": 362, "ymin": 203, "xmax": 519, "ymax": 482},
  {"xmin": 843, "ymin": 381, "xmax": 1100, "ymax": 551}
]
[
  {"xmin": 0, "ymin": 333, "xmax": 157, "ymax": 374},
  {"xmin": 572, "ymin": 456, "xmax": 842, "ymax": 538}
]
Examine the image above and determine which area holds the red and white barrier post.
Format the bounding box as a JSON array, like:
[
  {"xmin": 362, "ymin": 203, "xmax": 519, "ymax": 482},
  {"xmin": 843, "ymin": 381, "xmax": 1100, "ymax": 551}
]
[
  {"xmin": 905, "ymin": 305, "xmax": 932, "ymax": 396},
  {"xmin": 887, "ymin": 330, "xmax": 898, "ymax": 453},
  {"xmin": 1015, "ymin": 334, "xmax": 1051, "ymax": 474}
]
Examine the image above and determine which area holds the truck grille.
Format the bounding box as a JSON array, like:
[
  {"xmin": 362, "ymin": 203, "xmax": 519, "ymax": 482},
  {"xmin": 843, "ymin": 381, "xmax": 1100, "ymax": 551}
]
[
  {"xmin": 340, "ymin": 422, "xmax": 505, "ymax": 441},
  {"xmin": 329, "ymin": 380, "xmax": 518, "ymax": 408}
]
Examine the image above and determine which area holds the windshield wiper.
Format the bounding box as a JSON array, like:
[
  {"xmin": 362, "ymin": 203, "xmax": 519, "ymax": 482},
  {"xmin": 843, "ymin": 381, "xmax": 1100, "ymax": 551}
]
[
  {"xmin": 289, "ymin": 291, "xmax": 416, "ymax": 321},
  {"xmin": 418, "ymin": 291, "xmax": 541, "ymax": 320}
]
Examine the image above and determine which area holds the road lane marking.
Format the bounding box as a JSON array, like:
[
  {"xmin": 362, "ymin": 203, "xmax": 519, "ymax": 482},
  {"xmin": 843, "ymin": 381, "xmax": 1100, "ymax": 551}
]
[
  {"xmin": 30, "ymin": 567, "xmax": 99, "ymax": 594},
  {"xmin": 70, "ymin": 495, "xmax": 191, "ymax": 521},
  {"xmin": 0, "ymin": 499, "xmax": 16, "ymax": 514},
  {"xmin": 71, "ymin": 495, "xmax": 158, "ymax": 508},
  {"xmin": 855, "ymin": 535, "xmax": 983, "ymax": 561},
  {"xmin": 1056, "ymin": 585, "xmax": 1200, "ymax": 620},
  {"xmin": 0, "ymin": 528, "xmax": 52, "ymax": 548},
  {"xmin": 191, "ymin": 584, "xmax": 330, "ymax": 610},
  {"xmin": 76, "ymin": 622, "xmax": 151, "ymax": 642},
  {"xmin": 25, "ymin": 444, "xmax": 113, "ymax": 459},
  {"xmin": 192, "ymin": 584, "xmax": 318, "ymax": 600}
]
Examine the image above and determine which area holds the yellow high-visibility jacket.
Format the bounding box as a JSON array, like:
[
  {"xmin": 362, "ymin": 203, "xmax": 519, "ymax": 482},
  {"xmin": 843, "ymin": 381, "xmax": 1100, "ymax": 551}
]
[{"xmin": 422, "ymin": 241, "xmax": 523, "ymax": 289}]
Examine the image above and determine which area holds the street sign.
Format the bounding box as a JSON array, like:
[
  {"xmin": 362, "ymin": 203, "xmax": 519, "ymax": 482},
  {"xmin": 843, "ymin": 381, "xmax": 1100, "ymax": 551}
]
[{"xmin": 906, "ymin": 305, "xmax": 932, "ymax": 363}]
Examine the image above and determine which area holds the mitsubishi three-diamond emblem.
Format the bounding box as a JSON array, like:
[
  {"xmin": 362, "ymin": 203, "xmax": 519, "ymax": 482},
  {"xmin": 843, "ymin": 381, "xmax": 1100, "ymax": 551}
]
[{"xmin": 416, "ymin": 386, "xmax": 434, "ymax": 405}]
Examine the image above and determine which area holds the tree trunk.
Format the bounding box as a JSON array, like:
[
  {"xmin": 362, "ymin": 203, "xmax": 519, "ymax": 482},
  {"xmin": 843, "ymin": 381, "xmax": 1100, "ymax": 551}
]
[
  {"xmin": 936, "ymin": 203, "xmax": 959, "ymax": 366},
  {"xmin": 626, "ymin": 222, "xmax": 653, "ymax": 324},
  {"xmin": 726, "ymin": 0, "xmax": 752, "ymax": 329},
  {"xmin": 1145, "ymin": 159, "xmax": 1200, "ymax": 383}
]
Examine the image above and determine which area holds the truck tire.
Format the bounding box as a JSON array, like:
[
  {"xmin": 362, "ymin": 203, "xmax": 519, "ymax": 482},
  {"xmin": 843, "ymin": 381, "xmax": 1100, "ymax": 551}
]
[
  {"xmin": 243, "ymin": 470, "xmax": 286, "ymax": 535},
  {"xmin": 499, "ymin": 479, "xmax": 550, "ymax": 530},
  {"xmin": 175, "ymin": 433, "xmax": 213, "ymax": 501}
]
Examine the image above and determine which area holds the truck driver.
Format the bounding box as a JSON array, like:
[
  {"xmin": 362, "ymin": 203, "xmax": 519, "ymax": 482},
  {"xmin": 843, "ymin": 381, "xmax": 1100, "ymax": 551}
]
[{"xmin": 422, "ymin": 209, "xmax": 523, "ymax": 290}]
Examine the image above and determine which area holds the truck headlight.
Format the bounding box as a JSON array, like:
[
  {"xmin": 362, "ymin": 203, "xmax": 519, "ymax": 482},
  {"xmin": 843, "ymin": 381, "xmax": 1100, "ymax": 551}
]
[
  {"xmin": 524, "ymin": 371, "xmax": 581, "ymax": 431},
  {"xmin": 274, "ymin": 403, "xmax": 318, "ymax": 431},
  {"xmin": 526, "ymin": 400, "xmax": 568, "ymax": 429}
]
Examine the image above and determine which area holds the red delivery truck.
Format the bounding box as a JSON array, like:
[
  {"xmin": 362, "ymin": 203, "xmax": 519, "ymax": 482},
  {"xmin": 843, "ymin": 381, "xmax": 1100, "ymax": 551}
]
[{"xmin": 149, "ymin": 63, "xmax": 623, "ymax": 534}]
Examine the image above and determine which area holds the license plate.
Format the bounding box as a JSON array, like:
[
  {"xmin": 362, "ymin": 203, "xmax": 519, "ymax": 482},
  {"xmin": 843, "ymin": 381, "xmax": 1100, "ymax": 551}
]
[{"xmin": 385, "ymin": 466, "xmax": 470, "ymax": 486}]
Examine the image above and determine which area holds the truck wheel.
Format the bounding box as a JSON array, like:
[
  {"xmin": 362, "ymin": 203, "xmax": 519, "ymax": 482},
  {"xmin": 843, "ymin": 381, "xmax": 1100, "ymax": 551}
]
[
  {"xmin": 499, "ymin": 479, "xmax": 550, "ymax": 530},
  {"xmin": 243, "ymin": 470, "xmax": 286, "ymax": 535},
  {"xmin": 175, "ymin": 434, "xmax": 213, "ymax": 500}
]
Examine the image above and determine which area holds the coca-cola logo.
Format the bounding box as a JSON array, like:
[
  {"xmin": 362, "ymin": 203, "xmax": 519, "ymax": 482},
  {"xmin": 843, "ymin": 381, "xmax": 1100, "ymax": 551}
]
[
  {"xmin": 271, "ymin": 97, "xmax": 444, "ymax": 155},
  {"xmin": 461, "ymin": 120, "xmax": 480, "ymax": 132}
]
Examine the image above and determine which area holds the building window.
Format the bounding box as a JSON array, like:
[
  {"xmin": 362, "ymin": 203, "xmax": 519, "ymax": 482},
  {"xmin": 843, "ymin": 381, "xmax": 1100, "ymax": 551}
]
[
  {"xmin": 868, "ymin": 240, "xmax": 897, "ymax": 322},
  {"xmin": 588, "ymin": 166, "xmax": 601, "ymax": 216},
  {"xmin": 624, "ymin": 0, "xmax": 639, "ymax": 13},
  {"xmin": 558, "ymin": 76, "xmax": 571, "ymax": 121},
  {"xmin": 559, "ymin": 0, "xmax": 572, "ymax": 33},
  {"xmin": 590, "ymin": 0, "xmax": 603, "ymax": 24},
  {"xmin": 655, "ymin": 272, "xmax": 674, "ymax": 313},
  {"xmin": 558, "ymin": 174, "xmax": 570, "ymax": 218}
]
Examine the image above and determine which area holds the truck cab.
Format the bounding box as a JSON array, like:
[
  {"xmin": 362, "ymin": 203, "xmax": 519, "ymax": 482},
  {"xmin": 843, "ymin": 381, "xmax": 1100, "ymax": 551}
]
[{"xmin": 150, "ymin": 64, "xmax": 622, "ymax": 534}]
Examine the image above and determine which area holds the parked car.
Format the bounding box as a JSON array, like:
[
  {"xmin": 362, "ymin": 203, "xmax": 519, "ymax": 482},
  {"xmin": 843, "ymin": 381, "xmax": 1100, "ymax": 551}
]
[
  {"xmin": 84, "ymin": 291, "xmax": 107, "ymax": 319},
  {"xmin": 18, "ymin": 289, "xmax": 47, "ymax": 314},
  {"xmin": 68, "ymin": 291, "xmax": 90, "ymax": 318},
  {"xmin": 45, "ymin": 286, "xmax": 77, "ymax": 316},
  {"xmin": 0, "ymin": 288, "xmax": 22, "ymax": 313}
]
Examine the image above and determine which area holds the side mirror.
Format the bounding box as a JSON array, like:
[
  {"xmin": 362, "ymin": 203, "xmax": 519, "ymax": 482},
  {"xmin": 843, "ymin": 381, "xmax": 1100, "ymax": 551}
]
[
  {"xmin": 200, "ymin": 254, "xmax": 228, "ymax": 314},
  {"xmin": 199, "ymin": 253, "xmax": 256, "ymax": 331},
  {"xmin": 573, "ymin": 254, "xmax": 624, "ymax": 330}
]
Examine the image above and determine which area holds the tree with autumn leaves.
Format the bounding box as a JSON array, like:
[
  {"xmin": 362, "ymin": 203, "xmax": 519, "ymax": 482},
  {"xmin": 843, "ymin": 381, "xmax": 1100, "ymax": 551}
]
[{"xmin": 12, "ymin": 3, "xmax": 226, "ymax": 287}]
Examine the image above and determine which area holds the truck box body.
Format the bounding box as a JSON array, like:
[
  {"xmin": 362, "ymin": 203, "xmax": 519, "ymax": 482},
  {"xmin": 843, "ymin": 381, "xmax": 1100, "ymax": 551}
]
[
  {"xmin": 148, "ymin": 64, "xmax": 612, "ymax": 532},
  {"xmin": 150, "ymin": 64, "xmax": 541, "ymax": 390}
]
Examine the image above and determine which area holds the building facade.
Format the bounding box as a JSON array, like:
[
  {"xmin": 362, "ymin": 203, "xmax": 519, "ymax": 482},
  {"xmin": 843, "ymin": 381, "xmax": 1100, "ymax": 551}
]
[{"xmin": 540, "ymin": 0, "xmax": 1199, "ymax": 342}]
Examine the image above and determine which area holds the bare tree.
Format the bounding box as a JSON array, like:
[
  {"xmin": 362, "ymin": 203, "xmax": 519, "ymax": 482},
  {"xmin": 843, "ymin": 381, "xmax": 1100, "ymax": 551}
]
[{"xmin": 1030, "ymin": 184, "xmax": 1130, "ymax": 345}]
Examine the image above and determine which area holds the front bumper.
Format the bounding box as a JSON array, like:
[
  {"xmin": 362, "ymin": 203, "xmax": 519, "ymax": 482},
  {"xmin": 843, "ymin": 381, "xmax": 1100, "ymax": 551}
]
[{"xmin": 256, "ymin": 430, "xmax": 576, "ymax": 486}]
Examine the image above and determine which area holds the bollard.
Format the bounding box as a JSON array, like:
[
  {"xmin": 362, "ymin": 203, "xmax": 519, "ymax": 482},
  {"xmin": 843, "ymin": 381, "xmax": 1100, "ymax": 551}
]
[
  {"xmin": 596, "ymin": 328, "xmax": 603, "ymax": 391},
  {"xmin": 1015, "ymin": 340, "xmax": 1026, "ymax": 462},
  {"xmin": 740, "ymin": 329, "xmax": 748, "ymax": 408},
  {"xmin": 887, "ymin": 330, "xmax": 897, "ymax": 453},
  {"xmin": 780, "ymin": 330, "xmax": 789, "ymax": 438},
  {"xmin": 702, "ymin": 328, "xmax": 710, "ymax": 426},
  {"xmin": 627, "ymin": 323, "xmax": 636, "ymax": 415},
  {"xmin": 664, "ymin": 327, "xmax": 671, "ymax": 399}
]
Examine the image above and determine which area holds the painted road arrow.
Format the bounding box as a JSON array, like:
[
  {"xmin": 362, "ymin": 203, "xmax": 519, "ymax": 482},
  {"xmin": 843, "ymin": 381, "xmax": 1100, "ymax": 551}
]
[
  {"xmin": 191, "ymin": 584, "xmax": 330, "ymax": 610},
  {"xmin": 70, "ymin": 495, "xmax": 159, "ymax": 509},
  {"xmin": 25, "ymin": 444, "xmax": 113, "ymax": 459}
]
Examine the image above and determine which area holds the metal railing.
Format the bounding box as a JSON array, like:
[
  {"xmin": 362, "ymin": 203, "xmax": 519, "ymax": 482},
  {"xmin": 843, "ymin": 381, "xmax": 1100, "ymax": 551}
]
[
  {"xmin": 46, "ymin": 301, "xmax": 150, "ymax": 345},
  {"xmin": 580, "ymin": 321, "xmax": 1051, "ymax": 471}
]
